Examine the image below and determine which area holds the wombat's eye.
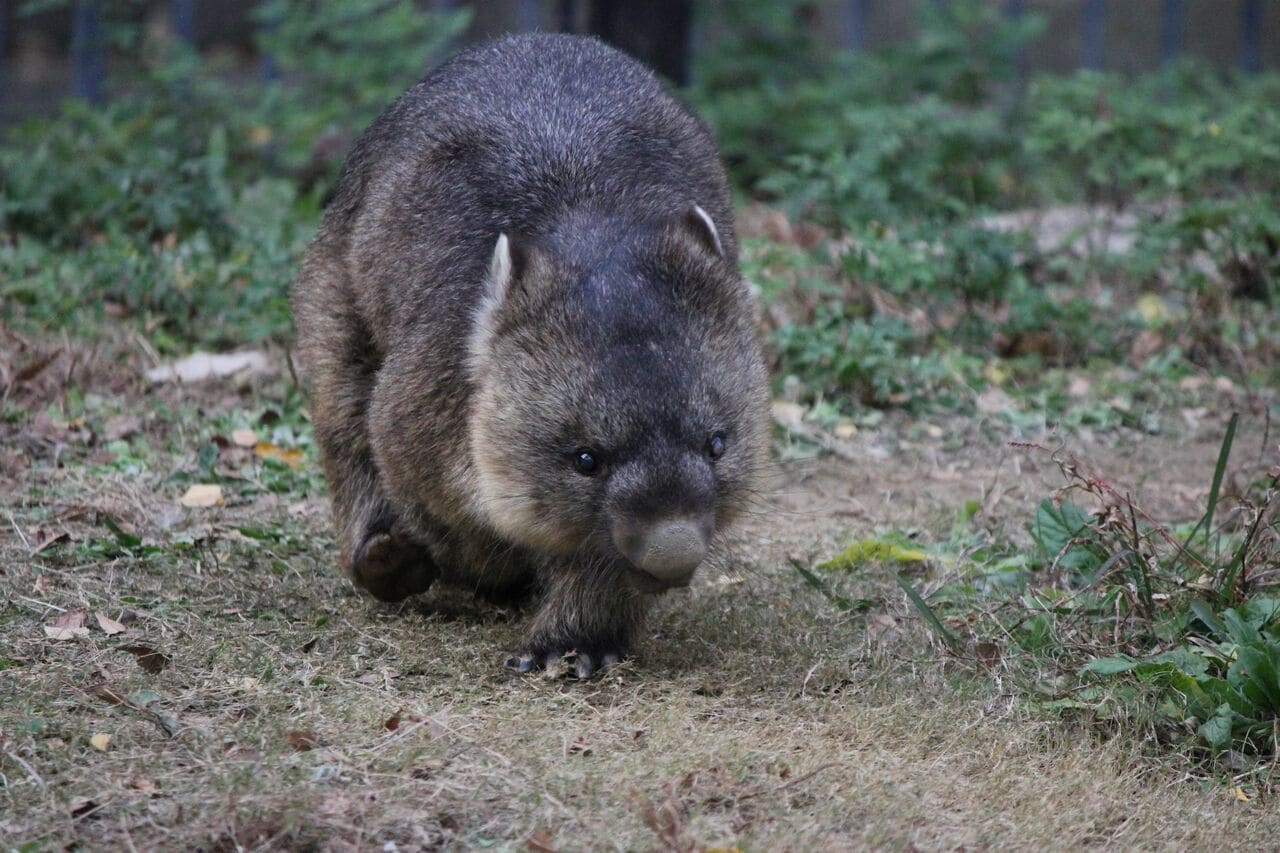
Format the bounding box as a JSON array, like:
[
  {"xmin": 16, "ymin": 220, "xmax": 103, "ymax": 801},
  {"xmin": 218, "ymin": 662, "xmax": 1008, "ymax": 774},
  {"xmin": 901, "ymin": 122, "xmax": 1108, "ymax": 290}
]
[
  {"xmin": 706, "ymin": 432, "xmax": 727, "ymax": 460},
  {"xmin": 573, "ymin": 449, "xmax": 601, "ymax": 476}
]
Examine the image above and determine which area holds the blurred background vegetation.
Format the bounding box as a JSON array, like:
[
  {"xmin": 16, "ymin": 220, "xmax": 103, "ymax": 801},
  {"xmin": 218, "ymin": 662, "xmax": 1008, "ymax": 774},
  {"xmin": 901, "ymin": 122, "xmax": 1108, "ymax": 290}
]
[{"xmin": 0, "ymin": 0, "xmax": 1277, "ymax": 418}]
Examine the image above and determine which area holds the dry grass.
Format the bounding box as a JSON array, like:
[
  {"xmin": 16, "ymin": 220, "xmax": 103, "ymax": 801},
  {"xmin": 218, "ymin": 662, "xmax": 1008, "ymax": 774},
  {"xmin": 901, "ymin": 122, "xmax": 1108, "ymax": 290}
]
[{"xmin": 3, "ymin": 336, "xmax": 1279, "ymax": 850}]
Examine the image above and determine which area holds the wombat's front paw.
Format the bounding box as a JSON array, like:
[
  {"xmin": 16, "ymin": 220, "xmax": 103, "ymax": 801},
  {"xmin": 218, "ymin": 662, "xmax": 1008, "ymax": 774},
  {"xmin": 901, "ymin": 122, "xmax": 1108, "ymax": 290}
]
[
  {"xmin": 350, "ymin": 531, "xmax": 436, "ymax": 602},
  {"xmin": 504, "ymin": 644, "xmax": 625, "ymax": 679}
]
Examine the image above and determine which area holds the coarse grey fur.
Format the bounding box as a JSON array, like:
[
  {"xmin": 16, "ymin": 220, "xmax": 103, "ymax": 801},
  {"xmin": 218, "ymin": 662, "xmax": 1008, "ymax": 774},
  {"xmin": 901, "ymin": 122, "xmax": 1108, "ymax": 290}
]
[{"xmin": 291, "ymin": 33, "xmax": 769, "ymax": 677}]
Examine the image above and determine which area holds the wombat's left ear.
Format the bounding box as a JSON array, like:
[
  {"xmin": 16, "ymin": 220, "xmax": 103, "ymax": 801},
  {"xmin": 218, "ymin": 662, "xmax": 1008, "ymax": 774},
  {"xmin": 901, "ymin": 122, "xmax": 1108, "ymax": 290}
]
[
  {"xmin": 468, "ymin": 233, "xmax": 521, "ymax": 377},
  {"xmin": 684, "ymin": 205, "xmax": 725, "ymax": 257}
]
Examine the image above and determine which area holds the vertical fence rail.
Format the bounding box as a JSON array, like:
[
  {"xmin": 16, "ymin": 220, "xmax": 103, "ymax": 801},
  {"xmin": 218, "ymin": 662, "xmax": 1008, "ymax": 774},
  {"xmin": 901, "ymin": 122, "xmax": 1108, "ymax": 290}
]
[
  {"xmin": 1082, "ymin": 0, "xmax": 1104, "ymax": 70},
  {"xmin": 517, "ymin": 0, "xmax": 541, "ymax": 32},
  {"xmin": 71, "ymin": 0, "xmax": 105, "ymax": 103},
  {"xmin": 845, "ymin": 0, "xmax": 867, "ymax": 51},
  {"xmin": 258, "ymin": 2, "xmax": 279, "ymax": 83},
  {"xmin": 172, "ymin": 0, "xmax": 196, "ymax": 45},
  {"xmin": 1006, "ymin": 0, "xmax": 1026, "ymax": 77},
  {"xmin": 0, "ymin": 0, "xmax": 7, "ymax": 104},
  {"xmin": 1160, "ymin": 0, "xmax": 1184, "ymax": 67},
  {"xmin": 1241, "ymin": 0, "xmax": 1261, "ymax": 73}
]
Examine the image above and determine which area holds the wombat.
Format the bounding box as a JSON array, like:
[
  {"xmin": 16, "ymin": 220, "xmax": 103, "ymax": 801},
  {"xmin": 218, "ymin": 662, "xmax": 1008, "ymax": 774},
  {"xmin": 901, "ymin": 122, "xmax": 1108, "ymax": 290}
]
[{"xmin": 291, "ymin": 33, "xmax": 769, "ymax": 677}]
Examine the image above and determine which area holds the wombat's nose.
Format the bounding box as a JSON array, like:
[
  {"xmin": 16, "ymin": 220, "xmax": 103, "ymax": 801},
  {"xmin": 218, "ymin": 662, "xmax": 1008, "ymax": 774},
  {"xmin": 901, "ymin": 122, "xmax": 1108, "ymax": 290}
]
[{"xmin": 615, "ymin": 517, "xmax": 710, "ymax": 586}]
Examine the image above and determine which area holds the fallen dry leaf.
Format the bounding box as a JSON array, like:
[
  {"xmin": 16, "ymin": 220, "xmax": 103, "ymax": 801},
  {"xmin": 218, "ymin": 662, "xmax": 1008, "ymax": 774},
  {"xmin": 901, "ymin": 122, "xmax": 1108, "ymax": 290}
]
[
  {"xmin": 180, "ymin": 484, "xmax": 224, "ymax": 508},
  {"xmin": 524, "ymin": 830, "xmax": 558, "ymax": 852},
  {"xmin": 90, "ymin": 732, "xmax": 112, "ymax": 751},
  {"xmin": 46, "ymin": 611, "xmax": 90, "ymax": 640},
  {"xmin": 145, "ymin": 350, "xmax": 270, "ymax": 384},
  {"xmin": 254, "ymin": 441, "xmax": 303, "ymax": 467},
  {"xmin": 68, "ymin": 796, "xmax": 98, "ymax": 818},
  {"xmin": 231, "ymin": 428, "xmax": 258, "ymax": 447},
  {"xmin": 32, "ymin": 529, "xmax": 70, "ymax": 555},
  {"xmin": 44, "ymin": 625, "xmax": 89, "ymax": 641},
  {"xmin": 12, "ymin": 350, "xmax": 61, "ymax": 384},
  {"xmin": 126, "ymin": 777, "xmax": 158, "ymax": 794},
  {"xmin": 286, "ymin": 730, "xmax": 320, "ymax": 751},
  {"xmin": 53, "ymin": 610, "xmax": 87, "ymax": 630},
  {"xmin": 95, "ymin": 612, "xmax": 127, "ymax": 636},
  {"xmin": 120, "ymin": 644, "xmax": 172, "ymax": 674}
]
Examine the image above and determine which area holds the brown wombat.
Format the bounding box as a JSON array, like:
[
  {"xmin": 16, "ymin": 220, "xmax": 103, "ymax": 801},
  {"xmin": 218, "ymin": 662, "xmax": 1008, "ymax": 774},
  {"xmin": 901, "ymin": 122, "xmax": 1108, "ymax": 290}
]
[{"xmin": 291, "ymin": 33, "xmax": 769, "ymax": 677}]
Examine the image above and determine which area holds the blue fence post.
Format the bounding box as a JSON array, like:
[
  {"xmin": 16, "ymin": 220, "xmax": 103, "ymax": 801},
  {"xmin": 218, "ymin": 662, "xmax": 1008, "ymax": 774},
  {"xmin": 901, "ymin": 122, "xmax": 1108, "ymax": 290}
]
[
  {"xmin": 258, "ymin": 2, "xmax": 279, "ymax": 83},
  {"xmin": 517, "ymin": 0, "xmax": 541, "ymax": 32},
  {"xmin": 1006, "ymin": 0, "xmax": 1026, "ymax": 79},
  {"xmin": 1082, "ymin": 0, "xmax": 1105, "ymax": 71},
  {"xmin": 172, "ymin": 0, "xmax": 196, "ymax": 45},
  {"xmin": 71, "ymin": 0, "xmax": 106, "ymax": 104},
  {"xmin": 1241, "ymin": 0, "xmax": 1261, "ymax": 73},
  {"xmin": 846, "ymin": 0, "xmax": 867, "ymax": 51},
  {"xmin": 1160, "ymin": 0, "xmax": 1184, "ymax": 67},
  {"xmin": 0, "ymin": 0, "xmax": 7, "ymax": 105}
]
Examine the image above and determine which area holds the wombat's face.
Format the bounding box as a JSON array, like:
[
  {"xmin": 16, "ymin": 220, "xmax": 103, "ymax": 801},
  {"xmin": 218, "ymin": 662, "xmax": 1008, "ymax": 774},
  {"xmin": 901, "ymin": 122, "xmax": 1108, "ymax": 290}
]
[{"xmin": 467, "ymin": 212, "xmax": 768, "ymax": 590}]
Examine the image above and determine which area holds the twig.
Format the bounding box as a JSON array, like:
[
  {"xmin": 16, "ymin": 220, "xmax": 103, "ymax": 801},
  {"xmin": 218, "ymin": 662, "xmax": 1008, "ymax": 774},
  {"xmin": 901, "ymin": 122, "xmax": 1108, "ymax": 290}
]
[
  {"xmin": 6, "ymin": 513, "xmax": 31, "ymax": 550},
  {"xmin": 2, "ymin": 747, "xmax": 47, "ymax": 790},
  {"xmin": 14, "ymin": 594, "xmax": 67, "ymax": 614},
  {"xmin": 732, "ymin": 762, "xmax": 836, "ymax": 804}
]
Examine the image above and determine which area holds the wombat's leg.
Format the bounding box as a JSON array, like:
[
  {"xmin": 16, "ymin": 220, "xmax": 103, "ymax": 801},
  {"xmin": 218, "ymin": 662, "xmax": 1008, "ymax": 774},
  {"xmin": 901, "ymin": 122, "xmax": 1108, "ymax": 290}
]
[
  {"xmin": 506, "ymin": 561, "xmax": 648, "ymax": 678},
  {"xmin": 294, "ymin": 256, "xmax": 437, "ymax": 602}
]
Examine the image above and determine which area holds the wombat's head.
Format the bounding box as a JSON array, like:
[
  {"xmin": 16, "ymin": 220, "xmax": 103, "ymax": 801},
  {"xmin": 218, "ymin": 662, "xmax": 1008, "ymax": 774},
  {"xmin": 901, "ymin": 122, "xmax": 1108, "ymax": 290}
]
[{"xmin": 467, "ymin": 208, "xmax": 768, "ymax": 590}]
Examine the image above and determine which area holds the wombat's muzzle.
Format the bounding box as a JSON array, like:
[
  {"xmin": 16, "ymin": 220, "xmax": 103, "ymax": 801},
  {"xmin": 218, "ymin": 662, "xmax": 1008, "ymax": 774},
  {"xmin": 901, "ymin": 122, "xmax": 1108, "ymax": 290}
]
[{"xmin": 613, "ymin": 516, "xmax": 712, "ymax": 589}]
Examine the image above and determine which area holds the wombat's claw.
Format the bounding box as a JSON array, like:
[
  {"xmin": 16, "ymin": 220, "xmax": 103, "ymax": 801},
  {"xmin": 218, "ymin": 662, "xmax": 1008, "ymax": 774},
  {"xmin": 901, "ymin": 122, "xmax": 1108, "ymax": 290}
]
[{"xmin": 503, "ymin": 650, "xmax": 624, "ymax": 678}]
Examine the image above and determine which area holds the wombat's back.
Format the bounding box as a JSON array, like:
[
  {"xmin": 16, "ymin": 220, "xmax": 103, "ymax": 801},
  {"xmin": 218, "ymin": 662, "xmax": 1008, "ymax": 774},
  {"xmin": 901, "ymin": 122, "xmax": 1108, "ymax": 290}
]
[{"xmin": 323, "ymin": 34, "xmax": 734, "ymax": 336}]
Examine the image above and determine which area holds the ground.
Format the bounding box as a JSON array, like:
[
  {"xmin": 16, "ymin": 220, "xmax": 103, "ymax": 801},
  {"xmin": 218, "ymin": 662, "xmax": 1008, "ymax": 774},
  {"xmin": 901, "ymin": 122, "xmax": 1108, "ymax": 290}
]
[{"xmin": 1, "ymin": 332, "xmax": 1278, "ymax": 851}]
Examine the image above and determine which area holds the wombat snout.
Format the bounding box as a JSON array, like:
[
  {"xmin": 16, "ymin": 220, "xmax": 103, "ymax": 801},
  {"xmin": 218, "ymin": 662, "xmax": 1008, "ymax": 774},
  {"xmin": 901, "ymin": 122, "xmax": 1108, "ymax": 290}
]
[{"xmin": 613, "ymin": 515, "xmax": 712, "ymax": 587}]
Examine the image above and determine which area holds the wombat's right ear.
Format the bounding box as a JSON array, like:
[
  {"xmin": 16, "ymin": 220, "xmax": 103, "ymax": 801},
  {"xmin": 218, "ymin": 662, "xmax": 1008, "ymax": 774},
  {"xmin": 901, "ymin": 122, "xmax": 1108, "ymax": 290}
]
[
  {"xmin": 684, "ymin": 205, "xmax": 725, "ymax": 258},
  {"xmin": 468, "ymin": 233, "xmax": 520, "ymax": 377}
]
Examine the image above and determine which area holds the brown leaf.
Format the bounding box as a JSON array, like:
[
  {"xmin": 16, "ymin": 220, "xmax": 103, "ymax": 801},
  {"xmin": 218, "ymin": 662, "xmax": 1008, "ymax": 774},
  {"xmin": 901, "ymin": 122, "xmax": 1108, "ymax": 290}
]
[
  {"xmin": 33, "ymin": 529, "xmax": 70, "ymax": 555},
  {"xmin": 68, "ymin": 796, "xmax": 99, "ymax": 819},
  {"xmin": 53, "ymin": 610, "xmax": 87, "ymax": 630},
  {"xmin": 44, "ymin": 625, "xmax": 88, "ymax": 641},
  {"xmin": 126, "ymin": 777, "xmax": 158, "ymax": 794},
  {"xmin": 120, "ymin": 644, "xmax": 172, "ymax": 674},
  {"xmin": 95, "ymin": 612, "xmax": 127, "ymax": 636},
  {"xmin": 13, "ymin": 350, "xmax": 61, "ymax": 384},
  {"xmin": 285, "ymin": 730, "xmax": 320, "ymax": 751},
  {"xmin": 524, "ymin": 830, "xmax": 558, "ymax": 852},
  {"xmin": 384, "ymin": 710, "xmax": 403, "ymax": 732},
  {"xmin": 974, "ymin": 641, "xmax": 1002, "ymax": 669}
]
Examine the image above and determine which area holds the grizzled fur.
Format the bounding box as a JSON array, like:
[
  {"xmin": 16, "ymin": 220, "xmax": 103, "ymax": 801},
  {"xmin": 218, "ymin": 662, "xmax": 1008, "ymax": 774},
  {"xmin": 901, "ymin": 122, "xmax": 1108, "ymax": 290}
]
[{"xmin": 291, "ymin": 33, "xmax": 769, "ymax": 675}]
